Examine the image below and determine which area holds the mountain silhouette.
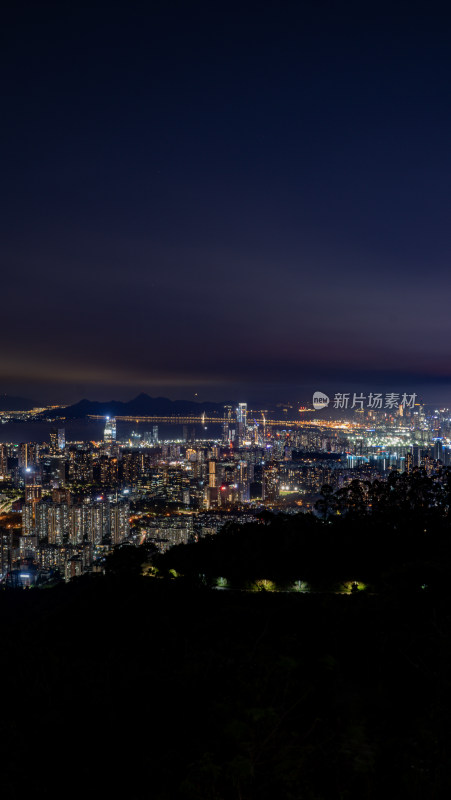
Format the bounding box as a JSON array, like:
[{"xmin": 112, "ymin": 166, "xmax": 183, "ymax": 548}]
[{"xmin": 43, "ymin": 393, "xmax": 231, "ymax": 419}]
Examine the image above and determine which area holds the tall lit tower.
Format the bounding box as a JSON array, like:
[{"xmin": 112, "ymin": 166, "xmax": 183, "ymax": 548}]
[
  {"xmin": 104, "ymin": 417, "xmax": 117, "ymax": 443},
  {"xmin": 262, "ymin": 462, "xmax": 279, "ymax": 503},
  {"xmin": 58, "ymin": 428, "xmax": 66, "ymax": 450},
  {"xmin": 49, "ymin": 429, "xmax": 58, "ymax": 454},
  {"xmin": 236, "ymin": 402, "xmax": 247, "ymax": 445},
  {"xmin": 223, "ymin": 405, "xmax": 233, "ymax": 444},
  {"xmin": 236, "ymin": 403, "xmax": 247, "ymax": 427}
]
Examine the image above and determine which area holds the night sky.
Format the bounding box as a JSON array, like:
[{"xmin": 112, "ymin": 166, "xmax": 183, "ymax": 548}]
[{"xmin": 2, "ymin": 1, "xmax": 451, "ymax": 405}]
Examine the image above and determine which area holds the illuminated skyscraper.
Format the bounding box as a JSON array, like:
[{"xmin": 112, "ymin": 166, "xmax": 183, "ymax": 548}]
[
  {"xmin": 434, "ymin": 439, "xmax": 444, "ymax": 462},
  {"xmin": 262, "ymin": 462, "xmax": 279, "ymax": 503},
  {"xmin": 86, "ymin": 501, "xmax": 109, "ymax": 546},
  {"xmin": 110, "ymin": 501, "xmax": 130, "ymax": 546},
  {"xmin": 22, "ymin": 502, "xmax": 35, "ymax": 536},
  {"xmin": 235, "ymin": 402, "xmax": 247, "ymax": 445},
  {"xmin": 35, "ymin": 500, "xmax": 50, "ymax": 540},
  {"xmin": 104, "ymin": 417, "xmax": 117, "ymax": 443},
  {"xmin": 48, "ymin": 503, "xmax": 69, "ymax": 544},
  {"xmin": 0, "ymin": 445, "xmax": 8, "ymax": 478},
  {"xmin": 412, "ymin": 445, "xmax": 421, "ymax": 467},
  {"xmin": 0, "ymin": 529, "xmax": 11, "ymax": 576},
  {"xmin": 208, "ymin": 460, "xmax": 217, "ymax": 488},
  {"xmin": 237, "ymin": 460, "xmax": 250, "ymax": 502},
  {"xmin": 236, "ymin": 402, "xmax": 247, "ymax": 427},
  {"xmin": 49, "ymin": 429, "xmax": 58, "ymax": 454},
  {"xmin": 19, "ymin": 443, "xmax": 37, "ymax": 468},
  {"xmin": 48, "ymin": 428, "xmax": 65, "ymax": 455},
  {"xmin": 223, "ymin": 405, "xmax": 233, "ymax": 444},
  {"xmin": 121, "ymin": 450, "xmax": 143, "ymax": 486},
  {"xmin": 68, "ymin": 505, "xmax": 84, "ymax": 545}
]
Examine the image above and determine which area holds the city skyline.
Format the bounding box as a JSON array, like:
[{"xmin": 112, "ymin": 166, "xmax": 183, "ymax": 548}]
[{"xmin": 3, "ymin": 392, "xmax": 447, "ymax": 582}]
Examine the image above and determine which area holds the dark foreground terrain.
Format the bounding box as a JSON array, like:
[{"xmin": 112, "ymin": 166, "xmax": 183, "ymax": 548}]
[{"xmin": 1, "ymin": 576, "xmax": 450, "ymax": 799}]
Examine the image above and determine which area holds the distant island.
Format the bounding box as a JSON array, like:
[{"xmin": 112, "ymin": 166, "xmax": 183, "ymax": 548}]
[{"xmin": 41, "ymin": 393, "xmax": 235, "ymax": 420}]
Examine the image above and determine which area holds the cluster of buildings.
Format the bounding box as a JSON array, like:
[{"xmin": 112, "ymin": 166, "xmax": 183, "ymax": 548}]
[
  {"xmin": 2, "ymin": 483, "xmax": 130, "ymax": 584},
  {"xmin": 0, "ymin": 400, "xmax": 450, "ymax": 584}
]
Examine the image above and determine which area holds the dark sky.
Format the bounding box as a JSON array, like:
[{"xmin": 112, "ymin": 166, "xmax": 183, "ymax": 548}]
[{"xmin": 2, "ymin": 1, "xmax": 451, "ymax": 405}]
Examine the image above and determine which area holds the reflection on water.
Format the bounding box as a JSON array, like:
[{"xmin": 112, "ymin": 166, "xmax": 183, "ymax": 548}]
[
  {"xmin": 0, "ymin": 420, "xmax": 105, "ymax": 444},
  {"xmin": 0, "ymin": 419, "xmax": 222, "ymax": 444}
]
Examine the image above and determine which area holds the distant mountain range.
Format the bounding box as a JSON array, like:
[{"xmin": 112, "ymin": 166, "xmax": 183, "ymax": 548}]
[
  {"xmin": 0, "ymin": 394, "xmax": 40, "ymax": 411},
  {"xmin": 43, "ymin": 393, "xmax": 232, "ymax": 419}
]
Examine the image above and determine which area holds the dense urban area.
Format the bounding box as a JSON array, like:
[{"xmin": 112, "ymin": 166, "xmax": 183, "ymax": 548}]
[{"xmin": 0, "ymin": 397, "xmax": 448, "ymax": 588}]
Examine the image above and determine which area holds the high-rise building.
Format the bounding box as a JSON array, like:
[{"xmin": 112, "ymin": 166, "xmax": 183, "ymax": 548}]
[
  {"xmin": 208, "ymin": 460, "xmax": 217, "ymax": 488},
  {"xmin": 19, "ymin": 443, "xmax": 37, "ymax": 469},
  {"xmin": 121, "ymin": 450, "xmax": 143, "ymax": 486},
  {"xmin": 48, "ymin": 504, "xmax": 69, "ymax": 545},
  {"xmin": 98, "ymin": 455, "xmax": 119, "ymax": 486},
  {"xmin": 235, "ymin": 402, "xmax": 247, "ymax": 445},
  {"xmin": 36, "ymin": 499, "xmax": 50, "ymax": 540},
  {"xmin": 237, "ymin": 460, "xmax": 250, "ymax": 502},
  {"xmin": 58, "ymin": 428, "xmax": 66, "ymax": 451},
  {"xmin": 434, "ymin": 439, "xmax": 444, "ymax": 462},
  {"xmin": 0, "ymin": 445, "xmax": 8, "ymax": 478},
  {"xmin": 0, "ymin": 529, "xmax": 11, "ymax": 576},
  {"xmin": 412, "ymin": 445, "xmax": 421, "ymax": 468},
  {"xmin": 104, "ymin": 417, "xmax": 117, "ymax": 443},
  {"xmin": 236, "ymin": 402, "xmax": 247, "ymax": 427},
  {"xmin": 49, "ymin": 429, "xmax": 58, "ymax": 454},
  {"xmin": 262, "ymin": 462, "xmax": 279, "ymax": 503},
  {"xmin": 69, "ymin": 505, "xmax": 84, "ymax": 545},
  {"xmin": 86, "ymin": 501, "xmax": 109, "ymax": 546},
  {"xmin": 22, "ymin": 502, "xmax": 35, "ymax": 536},
  {"xmin": 223, "ymin": 406, "xmax": 233, "ymax": 444},
  {"xmin": 110, "ymin": 502, "xmax": 130, "ymax": 546}
]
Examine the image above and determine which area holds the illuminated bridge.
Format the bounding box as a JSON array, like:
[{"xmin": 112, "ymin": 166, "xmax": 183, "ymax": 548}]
[{"xmin": 87, "ymin": 414, "xmax": 356, "ymax": 429}]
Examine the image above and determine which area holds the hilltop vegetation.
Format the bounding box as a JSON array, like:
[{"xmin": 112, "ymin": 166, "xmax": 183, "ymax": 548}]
[{"xmin": 156, "ymin": 468, "xmax": 451, "ymax": 593}]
